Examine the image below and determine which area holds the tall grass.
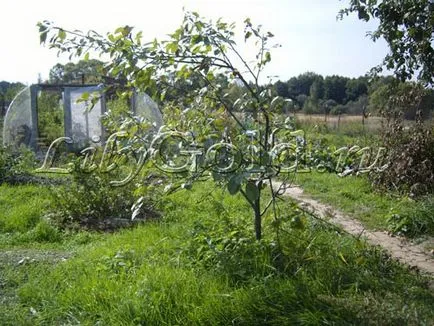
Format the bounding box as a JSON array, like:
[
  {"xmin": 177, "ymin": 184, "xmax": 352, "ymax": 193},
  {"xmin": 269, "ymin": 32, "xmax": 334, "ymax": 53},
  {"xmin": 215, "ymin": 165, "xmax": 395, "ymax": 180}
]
[{"xmin": 0, "ymin": 184, "xmax": 51, "ymax": 233}]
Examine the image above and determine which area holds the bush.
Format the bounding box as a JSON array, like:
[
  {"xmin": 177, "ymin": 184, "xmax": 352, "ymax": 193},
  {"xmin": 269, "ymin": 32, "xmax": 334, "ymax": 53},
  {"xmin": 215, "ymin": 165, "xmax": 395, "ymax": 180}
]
[
  {"xmin": 368, "ymin": 81, "xmax": 434, "ymax": 195},
  {"xmin": 345, "ymin": 95, "xmax": 368, "ymax": 115},
  {"xmin": 31, "ymin": 219, "xmax": 62, "ymax": 242},
  {"xmin": 0, "ymin": 146, "xmax": 38, "ymax": 184},
  {"xmin": 330, "ymin": 104, "xmax": 346, "ymax": 115},
  {"xmin": 50, "ymin": 161, "xmax": 154, "ymax": 229},
  {"xmin": 370, "ymin": 117, "xmax": 434, "ymax": 195}
]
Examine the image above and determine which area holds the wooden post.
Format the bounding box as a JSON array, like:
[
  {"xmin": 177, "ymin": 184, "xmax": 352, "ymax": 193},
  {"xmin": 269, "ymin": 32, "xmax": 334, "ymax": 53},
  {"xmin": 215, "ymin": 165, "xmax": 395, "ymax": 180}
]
[{"xmin": 362, "ymin": 105, "xmax": 369, "ymax": 132}]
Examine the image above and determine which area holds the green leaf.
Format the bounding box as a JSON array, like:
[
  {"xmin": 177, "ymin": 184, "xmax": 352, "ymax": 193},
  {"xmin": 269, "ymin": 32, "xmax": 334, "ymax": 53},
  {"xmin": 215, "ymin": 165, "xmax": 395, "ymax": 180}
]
[
  {"xmin": 38, "ymin": 23, "xmax": 49, "ymax": 44},
  {"xmin": 357, "ymin": 8, "xmax": 370, "ymax": 21},
  {"xmin": 81, "ymin": 92, "xmax": 90, "ymax": 101},
  {"xmin": 227, "ymin": 175, "xmax": 242, "ymax": 195},
  {"xmin": 135, "ymin": 31, "xmax": 143, "ymax": 44},
  {"xmin": 58, "ymin": 29, "xmax": 66, "ymax": 41},
  {"xmin": 271, "ymin": 96, "xmax": 281, "ymax": 107},
  {"xmin": 40, "ymin": 31, "xmax": 47, "ymax": 44},
  {"xmin": 338, "ymin": 252, "xmax": 348, "ymax": 265},
  {"xmin": 38, "ymin": 22, "xmax": 47, "ymax": 33},
  {"xmin": 115, "ymin": 26, "xmax": 125, "ymax": 34},
  {"xmin": 245, "ymin": 182, "xmax": 259, "ymax": 202},
  {"xmin": 165, "ymin": 42, "xmax": 179, "ymax": 53},
  {"xmin": 160, "ymin": 90, "xmax": 166, "ymax": 102},
  {"xmin": 264, "ymin": 52, "xmax": 271, "ymax": 63}
]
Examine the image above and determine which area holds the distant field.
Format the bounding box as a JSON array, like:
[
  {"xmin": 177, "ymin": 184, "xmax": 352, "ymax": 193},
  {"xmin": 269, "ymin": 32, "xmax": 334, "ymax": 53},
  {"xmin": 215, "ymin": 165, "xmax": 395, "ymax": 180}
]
[
  {"xmin": 293, "ymin": 113, "xmax": 433, "ymax": 133},
  {"xmin": 294, "ymin": 113, "xmax": 383, "ymax": 132}
]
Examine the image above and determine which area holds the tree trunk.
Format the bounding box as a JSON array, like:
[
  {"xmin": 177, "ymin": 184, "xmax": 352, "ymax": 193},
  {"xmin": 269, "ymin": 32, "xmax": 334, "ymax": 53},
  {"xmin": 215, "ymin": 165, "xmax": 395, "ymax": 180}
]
[
  {"xmin": 253, "ymin": 197, "xmax": 261, "ymax": 240},
  {"xmin": 253, "ymin": 181, "xmax": 262, "ymax": 240}
]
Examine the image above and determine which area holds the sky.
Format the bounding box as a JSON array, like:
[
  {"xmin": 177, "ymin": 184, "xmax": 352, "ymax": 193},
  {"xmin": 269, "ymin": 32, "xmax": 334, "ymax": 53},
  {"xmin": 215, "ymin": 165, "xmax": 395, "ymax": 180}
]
[{"xmin": 0, "ymin": 0, "xmax": 389, "ymax": 85}]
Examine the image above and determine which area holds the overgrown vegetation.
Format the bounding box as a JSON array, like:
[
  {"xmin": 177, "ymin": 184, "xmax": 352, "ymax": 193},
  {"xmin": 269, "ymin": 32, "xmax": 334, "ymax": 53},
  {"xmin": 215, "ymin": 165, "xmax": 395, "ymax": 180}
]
[
  {"xmin": 387, "ymin": 196, "xmax": 434, "ymax": 238},
  {"xmin": 0, "ymin": 183, "xmax": 61, "ymax": 247},
  {"xmin": 368, "ymin": 82, "xmax": 434, "ymax": 196},
  {"xmin": 0, "ymin": 146, "xmax": 41, "ymax": 185},
  {"xmin": 37, "ymin": 91, "xmax": 64, "ymax": 148},
  {"xmin": 294, "ymin": 170, "xmax": 434, "ymax": 237},
  {"xmin": 0, "ymin": 184, "xmax": 51, "ymax": 234},
  {"xmin": 372, "ymin": 118, "xmax": 434, "ymax": 196},
  {"xmin": 1, "ymin": 183, "xmax": 433, "ymax": 325},
  {"xmin": 39, "ymin": 11, "xmax": 305, "ymax": 241},
  {"xmin": 0, "ymin": 5, "xmax": 433, "ymax": 325},
  {"xmin": 49, "ymin": 167, "xmax": 139, "ymax": 229}
]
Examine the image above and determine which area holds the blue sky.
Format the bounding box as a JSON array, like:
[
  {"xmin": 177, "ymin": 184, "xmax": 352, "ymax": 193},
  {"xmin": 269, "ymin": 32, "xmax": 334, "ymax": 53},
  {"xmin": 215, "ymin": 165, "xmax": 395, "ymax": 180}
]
[{"xmin": 0, "ymin": 0, "xmax": 389, "ymax": 84}]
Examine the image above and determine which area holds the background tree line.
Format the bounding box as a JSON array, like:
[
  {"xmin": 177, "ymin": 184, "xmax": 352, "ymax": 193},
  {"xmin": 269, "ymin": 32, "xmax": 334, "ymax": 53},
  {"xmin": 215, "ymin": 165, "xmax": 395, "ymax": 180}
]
[
  {"xmin": 272, "ymin": 72, "xmax": 434, "ymax": 120},
  {"xmin": 2, "ymin": 61, "xmax": 433, "ymax": 122},
  {"xmin": 0, "ymin": 81, "xmax": 26, "ymax": 116}
]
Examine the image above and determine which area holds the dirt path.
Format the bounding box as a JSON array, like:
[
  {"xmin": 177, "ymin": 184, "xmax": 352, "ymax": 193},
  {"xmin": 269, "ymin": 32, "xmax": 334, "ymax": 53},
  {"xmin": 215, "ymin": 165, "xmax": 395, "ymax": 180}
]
[
  {"xmin": 0, "ymin": 249, "xmax": 71, "ymax": 266},
  {"xmin": 277, "ymin": 183, "xmax": 434, "ymax": 275}
]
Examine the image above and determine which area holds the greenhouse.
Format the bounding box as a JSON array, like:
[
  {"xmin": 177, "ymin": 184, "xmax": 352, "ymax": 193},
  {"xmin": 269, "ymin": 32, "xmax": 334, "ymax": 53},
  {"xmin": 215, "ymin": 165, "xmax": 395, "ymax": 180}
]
[{"xmin": 2, "ymin": 84, "xmax": 162, "ymax": 151}]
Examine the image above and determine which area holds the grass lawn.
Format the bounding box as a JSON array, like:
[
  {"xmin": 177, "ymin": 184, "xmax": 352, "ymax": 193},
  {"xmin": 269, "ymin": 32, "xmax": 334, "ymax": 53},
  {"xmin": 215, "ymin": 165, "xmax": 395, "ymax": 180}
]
[
  {"xmin": 0, "ymin": 184, "xmax": 54, "ymax": 243},
  {"xmin": 0, "ymin": 182, "xmax": 433, "ymax": 325}
]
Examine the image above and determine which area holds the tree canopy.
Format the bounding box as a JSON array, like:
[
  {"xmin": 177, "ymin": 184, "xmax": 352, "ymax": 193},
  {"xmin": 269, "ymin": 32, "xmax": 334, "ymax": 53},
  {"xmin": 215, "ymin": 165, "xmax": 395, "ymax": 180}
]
[
  {"xmin": 0, "ymin": 81, "xmax": 25, "ymax": 115},
  {"xmin": 38, "ymin": 12, "xmax": 294, "ymax": 240},
  {"xmin": 48, "ymin": 59, "xmax": 105, "ymax": 84},
  {"xmin": 339, "ymin": 0, "xmax": 434, "ymax": 86}
]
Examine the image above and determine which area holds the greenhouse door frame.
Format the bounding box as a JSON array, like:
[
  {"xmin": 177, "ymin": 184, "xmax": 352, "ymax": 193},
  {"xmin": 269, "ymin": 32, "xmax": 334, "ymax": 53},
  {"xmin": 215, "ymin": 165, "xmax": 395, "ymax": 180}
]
[{"xmin": 29, "ymin": 84, "xmax": 105, "ymax": 151}]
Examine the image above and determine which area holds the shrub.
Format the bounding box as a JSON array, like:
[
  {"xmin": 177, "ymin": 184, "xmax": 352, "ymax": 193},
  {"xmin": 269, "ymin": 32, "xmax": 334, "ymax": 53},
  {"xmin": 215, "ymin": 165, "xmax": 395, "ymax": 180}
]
[
  {"xmin": 50, "ymin": 161, "xmax": 155, "ymax": 229},
  {"xmin": 370, "ymin": 117, "xmax": 434, "ymax": 195},
  {"xmin": 31, "ymin": 219, "xmax": 62, "ymax": 242},
  {"xmin": 0, "ymin": 146, "xmax": 38, "ymax": 184},
  {"xmin": 369, "ymin": 82, "xmax": 434, "ymax": 196}
]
